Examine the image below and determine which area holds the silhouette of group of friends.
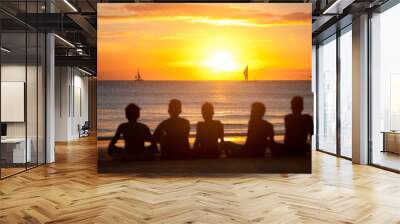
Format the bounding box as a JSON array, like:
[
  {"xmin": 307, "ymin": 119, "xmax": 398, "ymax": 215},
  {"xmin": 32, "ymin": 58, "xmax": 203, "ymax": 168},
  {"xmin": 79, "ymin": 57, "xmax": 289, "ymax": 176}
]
[{"xmin": 108, "ymin": 96, "xmax": 313, "ymax": 161}]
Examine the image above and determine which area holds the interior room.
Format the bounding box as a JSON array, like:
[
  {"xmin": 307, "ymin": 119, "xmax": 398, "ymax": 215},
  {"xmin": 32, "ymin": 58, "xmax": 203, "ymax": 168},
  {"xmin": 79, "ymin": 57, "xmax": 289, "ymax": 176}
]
[
  {"xmin": 96, "ymin": 3, "xmax": 313, "ymax": 173},
  {"xmin": 0, "ymin": 0, "xmax": 400, "ymax": 223}
]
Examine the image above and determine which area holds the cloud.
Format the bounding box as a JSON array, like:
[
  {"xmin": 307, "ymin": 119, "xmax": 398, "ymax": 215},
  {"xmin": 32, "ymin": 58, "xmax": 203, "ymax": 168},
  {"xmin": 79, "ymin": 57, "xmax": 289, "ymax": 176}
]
[
  {"xmin": 99, "ymin": 15, "xmax": 309, "ymax": 29},
  {"xmin": 164, "ymin": 60, "xmax": 199, "ymax": 68},
  {"xmin": 160, "ymin": 36, "xmax": 184, "ymax": 40},
  {"xmin": 281, "ymin": 12, "xmax": 310, "ymax": 21},
  {"xmin": 188, "ymin": 17, "xmax": 308, "ymax": 27},
  {"xmin": 98, "ymin": 3, "xmax": 310, "ymax": 28}
]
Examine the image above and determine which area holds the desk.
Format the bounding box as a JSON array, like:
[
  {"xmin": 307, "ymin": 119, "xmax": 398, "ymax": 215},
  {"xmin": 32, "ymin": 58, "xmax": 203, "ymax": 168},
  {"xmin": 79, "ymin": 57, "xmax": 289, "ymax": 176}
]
[
  {"xmin": 382, "ymin": 131, "xmax": 400, "ymax": 154},
  {"xmin": 1, "ymin": 138, "xmax": 31, "ymax": 163}
]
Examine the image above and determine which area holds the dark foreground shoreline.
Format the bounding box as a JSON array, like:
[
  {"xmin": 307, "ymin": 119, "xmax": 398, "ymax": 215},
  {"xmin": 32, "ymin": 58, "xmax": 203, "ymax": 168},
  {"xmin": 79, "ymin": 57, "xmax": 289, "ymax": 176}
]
[{"xmin": 98, "ymin": 156, "xmax": 311, "ymax": 174}]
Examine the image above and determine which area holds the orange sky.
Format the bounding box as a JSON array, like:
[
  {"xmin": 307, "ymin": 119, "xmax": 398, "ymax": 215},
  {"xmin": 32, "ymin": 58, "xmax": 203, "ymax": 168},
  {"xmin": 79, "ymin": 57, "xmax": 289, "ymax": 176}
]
[{"xmin": 98, "ymin": 3, "xmax": 311, "ymax": 80}]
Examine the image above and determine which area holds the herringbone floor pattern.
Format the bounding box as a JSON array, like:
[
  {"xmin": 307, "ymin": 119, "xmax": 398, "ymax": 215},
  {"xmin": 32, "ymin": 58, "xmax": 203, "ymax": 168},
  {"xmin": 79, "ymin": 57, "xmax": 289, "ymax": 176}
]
[{"xmin": 1, "ymin": 137, "xmax": 400, "ymax": 223}]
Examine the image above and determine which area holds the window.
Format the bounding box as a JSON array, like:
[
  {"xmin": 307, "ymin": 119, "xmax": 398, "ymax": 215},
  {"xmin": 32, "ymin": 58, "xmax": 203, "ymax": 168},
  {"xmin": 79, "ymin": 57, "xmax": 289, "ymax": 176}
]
[
  {"xmin": 370, "ymin": 3, "xmax": 400, "ymax": 171},
  {"xmin": 317, "ymin": 35, "xmax": 337, "ymax": 154},
  {"xmin": 339, "ymin": 27, "xmax": 352, "ymax": 158}
]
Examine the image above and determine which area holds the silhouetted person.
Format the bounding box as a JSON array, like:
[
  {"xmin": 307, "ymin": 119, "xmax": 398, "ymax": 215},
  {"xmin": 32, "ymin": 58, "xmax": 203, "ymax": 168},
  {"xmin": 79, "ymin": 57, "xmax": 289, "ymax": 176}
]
[
  {"xmin": 225, "ymin": 102, "xmax": 274, "ymax": 157},
  {"xmin": 284, "ymin": 96, "xmax": 313, "ymax": 155},
  {"xmin": 108, "ymin": 103, "xmax": 157, "ymax": 161},
  {"xmin": 193, "ymin": 102, "xmax": 224, "ymax": 159},
  {"xmin": 154, "ymin": 99, "xmax": 191, "ymax": 159}
]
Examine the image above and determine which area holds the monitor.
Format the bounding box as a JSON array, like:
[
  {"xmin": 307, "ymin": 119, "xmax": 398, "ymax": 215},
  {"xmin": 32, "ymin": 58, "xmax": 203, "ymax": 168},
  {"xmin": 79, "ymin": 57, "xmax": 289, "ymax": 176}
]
[{"xmin": 1, "ymin": 123, "xmax": 7, "ymax": 137}]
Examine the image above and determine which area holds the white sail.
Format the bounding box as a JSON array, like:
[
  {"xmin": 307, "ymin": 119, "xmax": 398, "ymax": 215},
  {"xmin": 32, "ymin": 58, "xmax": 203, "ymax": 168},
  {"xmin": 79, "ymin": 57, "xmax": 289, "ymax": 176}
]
[
  {"xmin": 243, "ymin": 66, "xmax": 248, "ymax": 81},
  {"xmin": 135, "ymin": 69, "xmax": 143, "ymax": 81}
]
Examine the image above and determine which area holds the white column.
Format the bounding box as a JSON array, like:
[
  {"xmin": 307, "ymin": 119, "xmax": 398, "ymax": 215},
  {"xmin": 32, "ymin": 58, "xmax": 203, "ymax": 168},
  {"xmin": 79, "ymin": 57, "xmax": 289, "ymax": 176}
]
[
  {"xmin": 352, "ymin": 14, "xmax": 369, "ymax": 164},
  {"xmin": 46, "ymin": 33, "xmax": 55, "ymax": 163},
  {"xmin": 312, "ymin": 45, "xmax": 317, "ymax": 150}
]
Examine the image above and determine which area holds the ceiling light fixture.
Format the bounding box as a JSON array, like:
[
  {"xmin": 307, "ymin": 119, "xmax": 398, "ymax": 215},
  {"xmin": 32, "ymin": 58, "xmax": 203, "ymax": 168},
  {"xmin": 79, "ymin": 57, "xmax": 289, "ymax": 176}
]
[
  {"xmin": 322, "ymin": 0, "xmax": 355, "ymax": 15},
  {"xmin": 54, "ymin": 34, "xmax": 75, "ymax": 48},
  {"xmin": 76, "ymin": 48, "xmax": 85, "ymax": 55},
  {"xmin": 78, "ymin": 67, "xmax": 93, "ymax": 76},
  {"xmin": 63, "ymin": 0, "xmax": 78, "ymax": 12},
  {"xmin": 1, "ymin": 47, "xmax": 11, "ymax": 53}
]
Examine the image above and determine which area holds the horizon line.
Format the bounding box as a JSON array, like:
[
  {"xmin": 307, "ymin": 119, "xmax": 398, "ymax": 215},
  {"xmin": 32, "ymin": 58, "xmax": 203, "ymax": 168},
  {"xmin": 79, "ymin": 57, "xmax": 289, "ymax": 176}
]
[{"xmin": 97, "ymin": 79, "xmax": 311, "ymax": 81}]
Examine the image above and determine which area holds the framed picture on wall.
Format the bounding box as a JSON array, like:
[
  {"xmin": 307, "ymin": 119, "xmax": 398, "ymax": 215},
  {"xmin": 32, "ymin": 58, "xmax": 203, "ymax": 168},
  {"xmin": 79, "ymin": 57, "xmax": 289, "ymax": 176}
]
[{"xmin": 97, "ymin": 3, "xmax": 313, "ymax": 174}]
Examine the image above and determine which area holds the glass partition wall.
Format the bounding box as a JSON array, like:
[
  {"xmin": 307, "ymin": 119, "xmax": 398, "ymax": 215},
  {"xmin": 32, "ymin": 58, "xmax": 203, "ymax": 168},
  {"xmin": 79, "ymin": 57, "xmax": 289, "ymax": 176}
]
[
  {"xmin": 0, "ymin": 3, "xmax": 46, "ymax": 179},
  {"xmin": 316, "ymin": 26, "xmax": 352, "ymax": 159},
  {"xmin": 0, "ymin": 31, "xmax": 27, "ymax": 177},
  {"xmin": 370, "ymin": 3, "xmax": 400, "ymax": 171}
]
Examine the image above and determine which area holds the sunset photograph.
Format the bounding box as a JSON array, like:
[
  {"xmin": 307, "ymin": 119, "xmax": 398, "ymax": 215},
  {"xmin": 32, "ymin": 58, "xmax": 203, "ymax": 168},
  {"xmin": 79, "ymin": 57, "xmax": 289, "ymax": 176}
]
[{"xmin": 97, "ymin": 3, "xmax": 313, "ymax": 173}]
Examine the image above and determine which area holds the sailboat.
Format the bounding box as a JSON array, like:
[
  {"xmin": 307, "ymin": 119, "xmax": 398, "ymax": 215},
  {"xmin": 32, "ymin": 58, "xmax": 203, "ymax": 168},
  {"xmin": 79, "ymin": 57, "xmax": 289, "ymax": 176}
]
[
  {"xmin": 134, "ymin": 69, "xmax": 144, "ymax": 81},
  {"xmin": 243, "ymin": 65, "xmax": 248, "ymax": 81}
]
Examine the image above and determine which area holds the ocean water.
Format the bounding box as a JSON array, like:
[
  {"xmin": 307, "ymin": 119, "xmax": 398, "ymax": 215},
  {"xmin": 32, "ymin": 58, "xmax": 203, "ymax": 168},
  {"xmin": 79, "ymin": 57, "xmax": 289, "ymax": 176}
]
[{"xmin": 97, "ymin": 80, "xmax": 313, "ymax": 139}]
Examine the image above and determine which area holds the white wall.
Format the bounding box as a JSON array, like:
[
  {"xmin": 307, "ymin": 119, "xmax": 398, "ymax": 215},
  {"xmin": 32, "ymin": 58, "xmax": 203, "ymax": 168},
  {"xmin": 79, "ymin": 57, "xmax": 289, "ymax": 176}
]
[
  {"xmin": 1, "ymin": 65, "xmax": 32, "ymax": 138},
  {"xmin": 54, "ymin": 67, "xmax": 89, "ymax": 141},
  {"xmin": 1, "ymin": 63, "xmax": 46, "ymax": 164},
  {"xmin": 55, "ymin": 66, "xmax": 70, "ymax": 141},
  {"xmin": 1, "ymin": 65, "xmax": 25, "ymax": 139},
  {"xmin": 78, "ymin": 72, "xmax": 90, "ymax": 138}
]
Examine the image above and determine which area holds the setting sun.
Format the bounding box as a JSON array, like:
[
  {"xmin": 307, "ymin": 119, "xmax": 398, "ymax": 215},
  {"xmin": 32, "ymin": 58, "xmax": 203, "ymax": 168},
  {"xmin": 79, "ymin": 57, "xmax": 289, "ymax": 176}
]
[{"xmin": 204, "ymin": 50, "xmax": 239, "ymax": 72}]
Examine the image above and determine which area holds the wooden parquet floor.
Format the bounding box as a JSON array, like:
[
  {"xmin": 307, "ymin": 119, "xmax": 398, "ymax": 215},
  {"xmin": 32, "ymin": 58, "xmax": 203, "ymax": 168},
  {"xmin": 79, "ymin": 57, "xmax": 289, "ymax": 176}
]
[{"xmin": 1, "ymin": 137, "xmax": 400, "ymax": 223}]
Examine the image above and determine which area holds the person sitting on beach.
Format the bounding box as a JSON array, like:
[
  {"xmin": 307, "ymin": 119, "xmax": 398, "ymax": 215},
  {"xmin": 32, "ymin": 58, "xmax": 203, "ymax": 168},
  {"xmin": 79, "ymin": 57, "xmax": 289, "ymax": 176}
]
[
  {"xmin": 154, "ymin": 99, "xmax": 191, "ymax": 159},
  {"xmin": 192, "ymin": 102, "xmax": 224, "ymax": 159},
  {"xmin": 224, "ymin": 102, "xmax": 274, "ymax": 158},
  {"xmin": 283, "ymin": 96, "xmax": 313, "ymax": 156},
  {"xmin": 108, "ymin": 103, "xmax": 157, "ymax": 161}
]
